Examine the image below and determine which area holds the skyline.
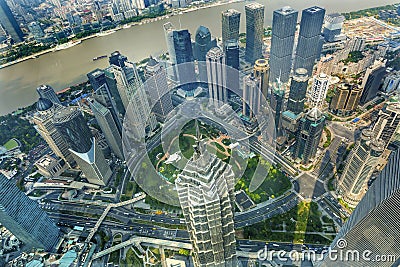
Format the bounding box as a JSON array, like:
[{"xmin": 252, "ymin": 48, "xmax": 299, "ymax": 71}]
[{"xmin": 1, "ymin": 0, "xmax": 400, "ymax": 266}]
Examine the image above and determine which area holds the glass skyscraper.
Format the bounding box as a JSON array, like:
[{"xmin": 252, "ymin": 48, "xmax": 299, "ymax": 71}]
[
  {"xmin": 0, "ymin": 174, "xmax": 60, "ymax": 251},
  {"xmin": 36, "ymin": 85, "xmax": 61, "ymax": 105},
  {"xmin": 221, "ymin": 9, "xmax": 241, "ymax": 45},
  {"xmin": 269, "ymin": 6, "xmax": 298, "ymax": 84},
  {"xmin": 294, "ymin": 6, "xmax": 326, "ymax": 74},
  {"xmin": 0, "ymin": 0, "xmax": 24, "ymax": 43},
  {"xmin": 287, "ymin": 68, "xmax": 309, "ymax": 115},
  {"xmin": 245, "ymin": 2, "xmax": 265, "ymax": 65},
  {"xmin": 194, "ymin": 25, "xmax": 217, "ymax": 82}
]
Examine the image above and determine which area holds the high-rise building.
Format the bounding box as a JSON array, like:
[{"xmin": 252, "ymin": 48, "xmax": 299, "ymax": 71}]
[
  {"xmin": 194, "ymin": 25, "xmax": 217, "ymax": 82},
  {"xmin": 175, "ymin": 127, "xmax": 237, "ymax": 267},
  {"xmin": 372, "ymin": 103, "xmax": 400, "ymax": 148},
  {"xmin": 359, "ymin": 60, "xmax": 387, "ymax": 105},
  {"xmin": 89, "ymin": 99, "xmax": 124, "ymax": 159},
  {"xmin": 53, "ymin": 107, "xmax": 93, "ymax": 154},
  {"xmin": 309, "ymin": 73, "xmax": 330, "ymax": 108},
  {"xmin": 253, "ymin": 59, "xmax": 270, "ymax": 98},
  {"xmin": 0, "ymin": 0, "xmax": 24, "ymax": 43},
  {"xmin": 329, "ymin": 83, "xmax": 362, "ymax": 116},
  {"xmin": 270, "ymin": 80, "xmax": 285, "ymax": 135},
  {"xmin": 245, "ymin": 2, "xmax": 265, "ymax": 65},
  {"xmin": 206, "ymin": 47, "xmax": 227, "ymax": 108},
  {"xmin": 269, "ymin": 6, "xmax": 298, "ymax": 84},
  {"xmin": 144, "ymin": 57, "xmax": 174, "ymax": 122},
  {"xmin": 322, "ymin": 13, "xmax": 345, "ymax": 43},
  {"xmin": 70, "ymin": 138, "xmax": 112, "ymax": 186},
  {"xmin": 163, "ymin": 22, "xmax": 176, "ymax": 65},
  {"xmin": 0, "ymin": 173, "xmax": 60, "ymax": 251},
  {"xmin": 287, "ymin": 68, "xmax": 309, "ymax": 115},
  {"xmin": 33, "ymin": 98, "xmax": 75, "ymax": 167},
  {"xmin": 36, "ymin": 85, "xmax": 61, "ymax": 105},
  {"xmin": 104, "ymin": 66, "xmax": 126, "ymax": 116},
  {"xmin": 321, "ymin": 149, "xmax": 400, "ymax": 267},
  {"xmin": 294, "ymin": 108, "xmax": 325, "ymax": 164},
  {"xmin": 53, "ymin": 107, "xmax": 112, "ymax": 185},
  {"xmin": 337, "ymin": 129, "xmax": 385, "ymax": 208},
  {"xmin": 173, "ymin": 29, "xmax": 197, "ymax": 93},
  {"xmin": 294, "ymin": 6, "xmax": 326, "ymax": 74},
  {"xmin": 221, "ymin": 9, "xmax": 241, "ymax": 45},
  {"xmin": 242, "ymin": 74, "xmax": 261, "ymax": 120},
  {"xmin": 224, "ymin": 40, "xmax": 240, "ymax": 98}
]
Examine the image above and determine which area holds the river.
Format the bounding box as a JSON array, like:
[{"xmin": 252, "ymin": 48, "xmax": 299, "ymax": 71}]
[{"xmin": 0, "ymin": 0, "xmax": 399, "ymax": 115}]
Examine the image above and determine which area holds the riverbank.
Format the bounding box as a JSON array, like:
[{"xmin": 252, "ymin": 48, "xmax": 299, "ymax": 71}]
[{"xmin": 0, "ymin": 0, "xmax": 242, "ymax": 70}]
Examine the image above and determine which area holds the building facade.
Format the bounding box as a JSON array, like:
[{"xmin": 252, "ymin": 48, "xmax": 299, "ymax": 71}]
[
  {"xmin": 242, "ymin": 74, "xmax": 261, "ymax": 120},
  {"xmin": 221, "ymin": 9, "xmax": 241, "ymax": 45},
  {"xmin": 206, "ymin": 47, "xmax": 227, "ymax": 108},
  {"xmin": 253, "ymin": 59, "xmax": 270, "ymax": 98},
  {"xmin": 36, "ymin": 85, "xmax": 61, "ymax": 105},
  {"xmin": 310, "ymin": 73, "xmax": 330, "ymax": 108},
  {"xmin": 329, "ymin": 83, "xmax": 362, "ymax": 116},
  {"xmin": 245, "ymin": 2, "xmax": 265, "ymax": 65},
  {"xmin": 287, "ymin": 68, "xmax": 309, "ymax": 115},
  {"xmin": 0, "ymin": 0, "xmax": 24, "ymax": 42}
]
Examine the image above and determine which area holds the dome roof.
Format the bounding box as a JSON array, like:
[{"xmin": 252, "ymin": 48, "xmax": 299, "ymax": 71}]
[
  {"xmin": 306, "ymin": 107, "xmax": 323, "ymax": 121},
  {"xmin": 36, "ymin": 98, "xmax": 53, "ymax": 111}
]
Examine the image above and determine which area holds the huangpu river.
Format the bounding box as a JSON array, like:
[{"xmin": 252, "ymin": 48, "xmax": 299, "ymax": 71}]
[{"xmin": 0, "ymin": 0, "xmax": 399, "ymax": 115}]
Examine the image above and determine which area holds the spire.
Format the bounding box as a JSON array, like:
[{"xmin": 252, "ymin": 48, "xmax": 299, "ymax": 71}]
[{"xmin": 193, "ymin": 120, "xmax": 202, "ymax": 158}]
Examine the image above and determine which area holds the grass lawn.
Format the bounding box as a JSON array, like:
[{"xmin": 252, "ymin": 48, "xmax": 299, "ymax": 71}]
[
  {"xmin": 120, "ymin": 247, "xmax": 143, "ymax": 266},
  {"xmin": 4, "ymin": 139, "xmax": 19, "ymax": 150}
]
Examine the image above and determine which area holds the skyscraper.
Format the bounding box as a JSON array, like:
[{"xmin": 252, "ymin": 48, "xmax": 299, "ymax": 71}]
[
  {"xmin": 269, "ymin": 6, "xmax": 298, "ymax": 84},
  {"xmin": 337, "ymin": 129, "xmax": 385, "ymax": 208},
  {"xmin": 245, "ymin": 2, "xmax": 265, "ymax": 64},
  {"xmin": 194, "ymin": 25, "xmax": 217, "ymax": 82},
  {"xmin": 310, "ymin": 73, "xmax": 330, "ymax": 108},
  {"xmin": 53, "ymin": 107, "xmax": 112, "ymax": 186},
  {"xmin": 144, "ymin": 57, "xmax": 174, "ymax": 122},
  {"xmin": 225, "ymin": 40, "xmax": 240, "ymax": 98},
  {"xmin": 206, "ymin": 47, "xmax": 227, "ymax": 108},
  {"xmin": 242, "ymin": 74, "xmax": 261, "ymax": 120},
  {"xmin": 323, "ymin": 13, "xmax": 345, "ymax": 43},
  {"xmin": 253, "ymin": 58, "xmax": 270, "ymax": 98},
  {"xmin": 294, "ymin": 108, "xmax": 325, "ymax": 164},
  {"xmin": 221, "ymin": 9, "xmax": 241, "ymax": 45},
  {"xmin": 0, "ymin": 173, "xmax": 60, "ymax": 251},
  {"xmin": 321, "ymin": 149, "xmax": 400, "ymax": 267},
  {"xmin": 33, "ymin": 98, "xmax": 75, "ymax": 167},
  {"xmin": 175, "ymin": 127, "xmax": 237, "ymax": 267},
  {"xmin": 287, "ymin": 68, "xmax": 309, "ymax": 115},
  {"xmin": 270, "ymin": 80, "xmax": 285, "ymax": 135},
  {"xmin": 359, "ymin": 61, "xmax": 387, "ymax": 105},
  {"xmin": 173, "ymin": 29, "xmax": 197, "ymax": 93},
  {"xmin": 372, "ymin": 102, "xmax": 400, "ymax": 148},
  {"xmin": 294, "ymin": 6, "xmax": 326, "ymax": 74},
  {"xmin": 89, "ymin": 99, "xmax": 124, "ymax": 159},
  {"xmin": 329, "ymin": 83, "xmax": 362, "ymax": 116},
  {"xmin": 36, "ymin": 85, "xmax": 61, "ymax": 105},
  {"xmin": 0, "ymin": 0, "xmax": 24, "ymax": 43}
]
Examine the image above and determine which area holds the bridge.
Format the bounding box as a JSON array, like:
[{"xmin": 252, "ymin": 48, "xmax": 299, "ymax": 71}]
[{"xmin": 85, "ymin": 193, "xmax": 146, "ymax": 243}]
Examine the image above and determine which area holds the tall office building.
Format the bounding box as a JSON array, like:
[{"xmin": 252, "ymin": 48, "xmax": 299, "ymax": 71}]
[
  {"xmin": 163, "ymin": 22, "xmax": 176, "ymax": 65},
  {"xmin": 144, "ymin": 57, "xmax": 174, "ymax": 122},
  {"xmin": 337, "ymin": 129, "xmax": 385, "ymax": 208},
  {"xmin": 323, "ymin": 13, "xmax": 345, "ymax": 43},
  {"xmin": 0, "ymin": 0, "xmax": 24, "ymax": 43},
  {"xmin": 287, "ymin": 68, "xmax": 309, "ymax": 115},
  {"xmin": 294, "ymin": 108, "xmax": 325, "ymax": 164},
  {"xmin": 36, "ymin": 85, "xmax": 61, "ymax": 105},
  {"xmin": 269, "ymin": 6, "xmax": 298, "ymax": 84},
  {"xmin": 242, "ymin": 74, "xmax": 261, "ymax": 120},
  {"xmin": 221, "ymin": 9, "xmax": 241, "ymax": 45},
  {"xmin": 309, "ymin": 73, "xmax": 330, "ymax": 108},
  {"xmin": 225, "ymin": 40, "xmax": 240, "ymax": 97},
  {"xmin": 329, "ymin": 83, "xmax": 362, "ymax": 116},
  {"xmin": 0, "ymin": 174, "xmax": 60, "ymax": 251},
  {"xmin": 173, "ymin": 29, "xmax": 197, "ymax": 93},
  {"xmin": 372, "ymin": 103, "xmax": 400, "ymax": 148},
  {"xmin": 175, "ymin": 127, "xmax": 237, "ymax": 267},
  {"xmin": 253, "ymin": 59, "xmax": 270, "ymax": 98},
  {"xmin": 270, "ymin": 80, "xmax": 285, "ymax": 135},
  {"xmin": 194, "ymin": 25, "xmax": 217, "ymax": 82},
  {"xmin": 33, "ymin": 98, "xmax": 75, "ymax": 167},
  {"xmin": 89, "ymin": 99, "xmax": 124, "ymax": 159},
  {"xmin": 245, "ymin": 2, "xmax": 265, "ymax": 65},
  {"xmin": 206, "ymin": 47, "xmax": 227, "ymax": 108},
  {"xmin": 321, "ymin": 149, "xmax": 400, "ymax": 267},
  {"xmin": 294, "ymin": 6, "xmax": 326, "ymax": 74},
  {"xmin": 104, "ymin": 66, "xmax": 126, "ymax": 116},
  {"xmin": 70, "ymin": 138, "xmax": 112, "ymax": 186},
  {"xmin": 53, "ymin": 107, "xmax": 112, "ymax": 185},
  {"xmin": 359, "ymin": 61, "xmax": 387, "ymax": 105}
]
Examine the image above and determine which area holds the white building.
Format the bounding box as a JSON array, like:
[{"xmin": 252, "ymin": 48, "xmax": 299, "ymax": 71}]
[
  {"xmin": 206, "ymin": 47, "xmax": 227, "ymax": 108},
  {"xmin": 309, "ymin": 73, "xmax": 330, "ymax": 108}
]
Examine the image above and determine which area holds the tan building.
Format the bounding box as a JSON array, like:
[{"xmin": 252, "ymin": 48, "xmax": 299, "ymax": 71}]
[
  {"xmin": 329, "ymin": 83, "xmax": 362, "ymax": 116},
  {"xmin": 253, "ymin": 58, "xmax": 270, "ymax": 98}
]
